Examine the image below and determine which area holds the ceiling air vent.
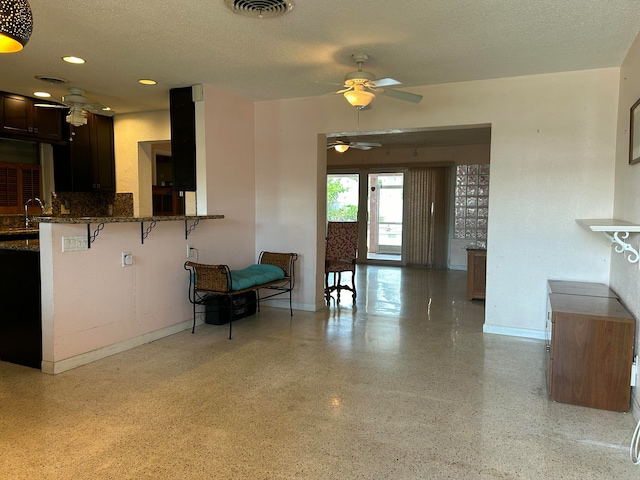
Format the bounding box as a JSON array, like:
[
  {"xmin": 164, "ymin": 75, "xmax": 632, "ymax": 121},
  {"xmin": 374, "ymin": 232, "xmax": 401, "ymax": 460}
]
[
  {"xmin": 225, "ymin": 0, "xmax": 294, "ymax": 18},
  {"xmin": 35, "ymin": 75, "xmax": 69, "ymax": 85}
]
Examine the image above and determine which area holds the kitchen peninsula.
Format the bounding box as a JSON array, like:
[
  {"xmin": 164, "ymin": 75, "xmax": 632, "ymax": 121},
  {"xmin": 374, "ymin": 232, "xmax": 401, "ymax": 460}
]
[{"xmin": 0, "ymin": 213, "xmax": 224, "ymax": 373}]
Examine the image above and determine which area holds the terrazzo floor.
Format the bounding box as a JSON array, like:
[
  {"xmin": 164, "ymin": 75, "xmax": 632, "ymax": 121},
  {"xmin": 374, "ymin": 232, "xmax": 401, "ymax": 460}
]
[{"xmin": 1, "ymin": 266, "xmax": 639, "ymax": 479}]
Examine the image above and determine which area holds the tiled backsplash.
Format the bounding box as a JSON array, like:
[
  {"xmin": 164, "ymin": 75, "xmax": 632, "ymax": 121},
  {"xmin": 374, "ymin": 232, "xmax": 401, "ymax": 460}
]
[
  {"xmin": 0, "ymin": 192, "xmax": 134, "ymax": 230},
  {"xmin": 51, "ymin": 192, "xmax": 133, "ymax": 217}
]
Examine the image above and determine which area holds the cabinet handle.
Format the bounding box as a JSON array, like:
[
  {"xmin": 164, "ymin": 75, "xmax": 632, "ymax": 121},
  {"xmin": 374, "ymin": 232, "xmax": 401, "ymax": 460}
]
[{"xmin": 33, "ymin": 128, "xmax": 38, "ymax": 133}]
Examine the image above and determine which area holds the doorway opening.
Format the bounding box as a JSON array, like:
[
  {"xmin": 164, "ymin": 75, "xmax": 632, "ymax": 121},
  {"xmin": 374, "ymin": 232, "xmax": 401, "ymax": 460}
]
[
  {"xmin": 150, "ymin": 143, "xmax": 184, "ymax": 216},
  {"xmin": 367, "ymin": 172, "xmax": 403, "ymax": 261}
]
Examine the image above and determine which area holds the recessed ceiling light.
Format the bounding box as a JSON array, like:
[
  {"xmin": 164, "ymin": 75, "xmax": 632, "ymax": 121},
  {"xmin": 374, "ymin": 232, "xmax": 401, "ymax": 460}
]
[
  {"xmin": 138, "ymin": 79, "xmax": 157, "ymax": 85},
  {"xmin": 62, "ymin": 56, "xmax": 85, "ymax": 64},
  {"xmin": 33, "ymin": 91, "xmax": 51, "ymax": 98}
]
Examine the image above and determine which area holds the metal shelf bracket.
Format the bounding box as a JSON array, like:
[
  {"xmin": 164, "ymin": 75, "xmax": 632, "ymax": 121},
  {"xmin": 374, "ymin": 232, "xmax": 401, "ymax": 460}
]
[
  {"xmin": 87, "ymin": 222, "xmax": 105, "ymax": 248},
  {"xmin": 141, "ymin": 220, "xmax": 157, "ymax": 244},
  {"xmin": 185, "ymin": 218, "xmax": 200, "ymax": 239}
]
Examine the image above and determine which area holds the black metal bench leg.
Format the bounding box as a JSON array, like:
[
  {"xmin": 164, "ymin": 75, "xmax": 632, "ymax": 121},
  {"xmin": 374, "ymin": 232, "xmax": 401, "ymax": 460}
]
[
  {"xmin": 192, "ymin": 301, "xmax": 196, "ymax": 333},
  {"xmin": 228, "ymin": 295, "xmax": 233, "ymax": 339}
]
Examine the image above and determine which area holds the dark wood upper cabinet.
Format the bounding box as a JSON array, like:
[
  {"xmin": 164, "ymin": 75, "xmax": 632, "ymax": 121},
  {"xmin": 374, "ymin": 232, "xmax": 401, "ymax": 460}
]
[
  {"xmin": 53, "ymin": 113, "xmax": 115, "ymax": 192},
  {"xmin": 32, "ymin": 105, "xmax": 63, "ymax": 141},
  {"xmin": 170, "ymin": 87, "xmax": 196, "ymax": 192},
  {"xmin": 0, "ymin": 92, "xmax": 64, "ymax": 143}
]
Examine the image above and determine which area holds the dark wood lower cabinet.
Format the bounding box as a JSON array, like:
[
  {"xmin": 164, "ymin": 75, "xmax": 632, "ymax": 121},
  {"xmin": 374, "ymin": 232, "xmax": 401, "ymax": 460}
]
[
  {"xmin": 0, "ymin": 250, "xmax": 41, "ymax": 369},
  {"xmin": 547, "ymin": 287, "xmax": 635, "ymax": 412}
]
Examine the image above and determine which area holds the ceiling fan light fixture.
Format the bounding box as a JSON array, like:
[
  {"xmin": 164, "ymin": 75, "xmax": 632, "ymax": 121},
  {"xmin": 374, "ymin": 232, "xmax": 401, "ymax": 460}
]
[
  {"xmin": 334, "ymin": 144, "xmax": 349, "ymax": 153},
  {"xmin": 344, "ymin": 87, "xmax": 374, "ymax": 108},
  {"xmin": 66, "ymin": 107, "xmax": 87, "ymax": 127},
  {"xmin": 0, "ymin": 0, "xmax": 33, "ymax": 53}
]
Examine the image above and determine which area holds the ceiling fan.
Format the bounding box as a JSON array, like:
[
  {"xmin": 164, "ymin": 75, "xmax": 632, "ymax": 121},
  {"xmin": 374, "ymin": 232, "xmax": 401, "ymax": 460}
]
[
  {"xmin": 34, "ymin": 87, "xmax": 114, "ymax": 126},
  {"xmin": 333, "ymin": 53, "xmax": 423, "ymax": 109},
  {"xmin": 327, "ymin": 139, "xmax": 382, "ymax": 153}
]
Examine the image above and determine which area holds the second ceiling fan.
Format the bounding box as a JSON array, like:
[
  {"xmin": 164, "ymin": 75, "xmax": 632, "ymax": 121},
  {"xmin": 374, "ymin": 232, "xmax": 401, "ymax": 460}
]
[{"xmin": 327, "ymin": 139, "xmax": 382, "ymax": 153}]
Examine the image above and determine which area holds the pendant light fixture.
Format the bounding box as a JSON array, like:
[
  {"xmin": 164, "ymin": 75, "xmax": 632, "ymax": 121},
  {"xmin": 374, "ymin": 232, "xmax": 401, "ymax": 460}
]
[{"xmin": 0, "ymin": 0, "xmax": 33, "ymax": 53}]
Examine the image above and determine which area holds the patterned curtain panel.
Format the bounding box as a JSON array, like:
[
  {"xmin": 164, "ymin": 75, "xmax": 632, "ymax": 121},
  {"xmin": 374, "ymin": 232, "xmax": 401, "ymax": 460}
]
[{"xmin": 405, "ymin": 167, "xmax": 450, "ymax": 268}]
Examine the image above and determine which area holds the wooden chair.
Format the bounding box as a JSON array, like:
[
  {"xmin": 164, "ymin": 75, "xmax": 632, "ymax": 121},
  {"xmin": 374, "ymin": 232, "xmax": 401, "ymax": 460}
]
[{"xmin": 324, "ymin": 221, "xmax": 359, "ymax": 304}]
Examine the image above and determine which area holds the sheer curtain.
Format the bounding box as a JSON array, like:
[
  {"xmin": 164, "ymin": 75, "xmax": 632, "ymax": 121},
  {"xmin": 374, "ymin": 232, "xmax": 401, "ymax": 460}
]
[{"xmin": 405, "ymin": 167, "xmax": 450, "ymax": 268}]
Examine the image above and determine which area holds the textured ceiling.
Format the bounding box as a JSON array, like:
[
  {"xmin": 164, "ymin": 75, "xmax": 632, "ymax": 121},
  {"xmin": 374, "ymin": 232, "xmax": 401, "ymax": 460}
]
[{"xmin": 1, "ymin": 1, "xmax": 638, "ymax": 119}]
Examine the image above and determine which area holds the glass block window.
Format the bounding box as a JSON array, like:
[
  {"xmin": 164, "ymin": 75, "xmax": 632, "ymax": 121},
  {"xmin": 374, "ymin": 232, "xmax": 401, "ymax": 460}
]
[{"xmin": 454, "ymin": 164, "xmax": 489, "ymax": 247}]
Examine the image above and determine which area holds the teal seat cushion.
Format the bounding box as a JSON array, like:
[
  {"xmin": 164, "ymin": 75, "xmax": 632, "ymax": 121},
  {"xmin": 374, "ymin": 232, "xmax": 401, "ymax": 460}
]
[{"xmin": 230, "ymin": 264, "xmax": 285, "ymax": 291}]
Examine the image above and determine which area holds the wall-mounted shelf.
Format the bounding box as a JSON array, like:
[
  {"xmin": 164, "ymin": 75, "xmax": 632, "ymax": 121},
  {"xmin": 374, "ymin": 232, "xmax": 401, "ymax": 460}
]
[{"xmin": 576, "ymin": 219, "xmax": 640, "ymax": 264}]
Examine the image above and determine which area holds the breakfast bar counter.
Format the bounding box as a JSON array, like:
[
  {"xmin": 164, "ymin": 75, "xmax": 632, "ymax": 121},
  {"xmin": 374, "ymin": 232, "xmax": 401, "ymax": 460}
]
[
  {"xmin": 0, "ymin": 213, "xmax": 226, "ymax": 373},
  {"xmin": 33, "ymin": 214, "xmax": 225, "ymax": 224}
]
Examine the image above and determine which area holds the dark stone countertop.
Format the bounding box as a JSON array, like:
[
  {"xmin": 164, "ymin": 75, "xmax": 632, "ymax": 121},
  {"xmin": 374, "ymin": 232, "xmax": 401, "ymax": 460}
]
[
  {"xmin": 32, "ymin": 214, "xmax": 224, "ymax": 224},
  {"xmin": 0, "ymin": 228, "xmax": 39, "ymax": 236},
  {"xmin": 0, "ymin": 239, "xmax": 39, "ymax": 252}
]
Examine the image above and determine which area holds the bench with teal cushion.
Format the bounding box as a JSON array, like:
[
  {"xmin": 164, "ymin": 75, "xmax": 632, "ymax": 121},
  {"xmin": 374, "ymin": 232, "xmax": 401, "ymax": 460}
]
[
  {"xmin": 229, "ymin": 264, "xmax": 285, "ymax": 291},
  {"xmin": 185, "ymin": 251, "xmax": 298, "ymax": 338}
]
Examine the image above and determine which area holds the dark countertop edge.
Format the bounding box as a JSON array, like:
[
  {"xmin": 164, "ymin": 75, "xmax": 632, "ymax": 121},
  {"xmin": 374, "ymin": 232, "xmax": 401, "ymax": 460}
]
[
  {"xmin": 32, "ymin": 214, "xmax": 225, "ymax": 224},
  {"xmin": 0, "ymin": 228, "xmax": 39, "ymax": 236},
  {"xmin": 0, "ymin": 240, "xmax": 40, "ymax": 252}
]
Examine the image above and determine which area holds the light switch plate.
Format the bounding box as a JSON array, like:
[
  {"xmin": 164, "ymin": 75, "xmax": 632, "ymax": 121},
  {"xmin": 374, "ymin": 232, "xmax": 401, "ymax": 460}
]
[{"xmin": 62, "ymin": 235, "xmax": 88, "ymax": 252}]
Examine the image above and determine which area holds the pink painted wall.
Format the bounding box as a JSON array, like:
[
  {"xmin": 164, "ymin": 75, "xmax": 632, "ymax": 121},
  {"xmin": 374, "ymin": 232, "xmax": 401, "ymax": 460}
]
[
  {"xmin": 255, "ymin": 68, "xmax": 620, "ymax": 329},
  {"xmin": 40, "ymin": 219, "xmax": 224, "ymax": 372},
  {"xmin": 195, "ymin": 85, "xmax": 257, "ymax": 269}
]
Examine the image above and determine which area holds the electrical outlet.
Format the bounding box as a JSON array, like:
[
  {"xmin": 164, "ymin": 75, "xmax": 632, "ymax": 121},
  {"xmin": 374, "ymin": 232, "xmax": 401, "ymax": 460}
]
[
  {"xmin": 187, "ymin": 244, "xmax": 195, "ymax": 258},
  {"xmin": 122, "ymin": 251, "xmax": 133, "ymax": 267}
]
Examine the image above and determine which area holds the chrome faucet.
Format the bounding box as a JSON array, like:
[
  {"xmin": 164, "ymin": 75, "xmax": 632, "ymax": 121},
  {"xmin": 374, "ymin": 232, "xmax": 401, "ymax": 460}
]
[{"xmin": 25, "ymin": 197, "xmax": 45, "ymax": 228}]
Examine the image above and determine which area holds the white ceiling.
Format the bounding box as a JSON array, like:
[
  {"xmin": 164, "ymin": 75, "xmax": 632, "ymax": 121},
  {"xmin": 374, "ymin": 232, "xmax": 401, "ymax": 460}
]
[{"xmin": 1, "ymin": 0, "xmax": 639, "ymax": 119}]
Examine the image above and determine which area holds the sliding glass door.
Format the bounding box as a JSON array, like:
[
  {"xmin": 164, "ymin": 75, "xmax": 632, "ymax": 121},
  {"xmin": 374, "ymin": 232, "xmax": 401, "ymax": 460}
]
[{"xmin": 367, "ymin": 173, "xmax": 403, "ymax": 261}]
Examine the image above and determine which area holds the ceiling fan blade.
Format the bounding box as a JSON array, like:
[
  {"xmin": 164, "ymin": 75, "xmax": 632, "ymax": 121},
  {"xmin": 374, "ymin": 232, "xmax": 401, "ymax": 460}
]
[
  {"xmin": 371, "ymin": 77, "xmax": 401, "ymax": 88},
  {"xmin": 350, "ymin": 142, "xmax": 382, "ymax": 150},
  {"xmin": 381, "ymin": 88, "xmax": 423, "ymax": 104},
  {"xmin": 336, "ymin": 86, "xmax": 352, "ymax": 94},
  {"xmin": 84, "ymin": 103, "xmax": 115, "ymax": 116},
  {"xmin": 34, "ymin": 103, "xmax": 67, "ymax": 109}
]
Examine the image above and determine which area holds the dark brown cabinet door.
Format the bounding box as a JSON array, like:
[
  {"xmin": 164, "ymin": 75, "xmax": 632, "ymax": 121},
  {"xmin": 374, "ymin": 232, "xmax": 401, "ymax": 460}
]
[
  {"xmin": 69, "ymin": 122, "xmax": 94, "ymax": 191},
  {"xmin": 91, "ymin": 114, "xmax": 115, "ymax": 191},
  {"xmin": 548, "ymin": 292, "xmax": 635, "ymax": 412},
  {"xmin": 0, "ymin": 92, "xmax": 64, "ymax": 142},
  {"xmin": 170, "ymin": 87, "xmax": 196, "ymax": 192},
  {"xmin": 0, "ymin": 94, "xmax": 31, "ymax": 136},
  {"xmin": 53, "ymin": 113, "xmax": 115, "ymax": 192},
  {"xmin": 32, "ymin": 105, "xmax": 63, "ymax": 141}
]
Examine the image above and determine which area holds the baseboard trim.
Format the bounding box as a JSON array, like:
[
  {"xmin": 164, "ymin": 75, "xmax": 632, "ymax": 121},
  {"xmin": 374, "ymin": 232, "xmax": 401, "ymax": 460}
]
[
  {"xmin": 41, "ymin": 318, "xmax": 198, "ymax": 375},
  {"xmin": 483, "ymin": 324, "xmax": 546, "ymax": 340},
  {"xmin": 632, "ymin": 393, "xmax": 640, "ymax": 422}
]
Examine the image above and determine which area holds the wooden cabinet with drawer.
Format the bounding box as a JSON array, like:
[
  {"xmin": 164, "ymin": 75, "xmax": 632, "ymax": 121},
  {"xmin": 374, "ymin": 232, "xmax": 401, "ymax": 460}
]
[{"xmin": 546, "ymin": 285, "xmax": 635, "ymax": 412}]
